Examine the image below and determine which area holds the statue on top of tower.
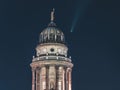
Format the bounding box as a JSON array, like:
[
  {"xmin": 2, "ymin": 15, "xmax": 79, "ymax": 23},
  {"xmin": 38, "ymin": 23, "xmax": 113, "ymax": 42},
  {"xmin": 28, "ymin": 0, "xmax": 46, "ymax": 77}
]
[{"xmin": 51, "ymin": 8, "xmax": 55, "ymax": 22}]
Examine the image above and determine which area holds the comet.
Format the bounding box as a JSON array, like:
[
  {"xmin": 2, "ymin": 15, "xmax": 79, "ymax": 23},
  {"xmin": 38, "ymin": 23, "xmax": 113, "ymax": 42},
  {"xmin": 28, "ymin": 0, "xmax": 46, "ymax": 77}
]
[
  {"xmin": 70, "ymin": 0, "xmax": 91, "ymax": 32},
  {"xmin": 70, "ymin": 9, "xmax": 80, "ymax": 32}
]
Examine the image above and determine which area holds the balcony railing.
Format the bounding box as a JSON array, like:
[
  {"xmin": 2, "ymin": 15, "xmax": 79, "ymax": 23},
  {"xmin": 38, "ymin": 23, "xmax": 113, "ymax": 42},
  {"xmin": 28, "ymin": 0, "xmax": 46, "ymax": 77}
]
[{"xmin": 32, "ymin": 55, "xmax": 71, "ymax": 62}]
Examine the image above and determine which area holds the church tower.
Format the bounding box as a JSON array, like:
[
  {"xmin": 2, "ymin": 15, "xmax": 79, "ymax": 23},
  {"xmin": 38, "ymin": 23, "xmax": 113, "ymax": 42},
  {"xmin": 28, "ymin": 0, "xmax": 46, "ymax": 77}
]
[{"xmin": 30, "ymin": 9, "xmax": 73, "ymax": 90}]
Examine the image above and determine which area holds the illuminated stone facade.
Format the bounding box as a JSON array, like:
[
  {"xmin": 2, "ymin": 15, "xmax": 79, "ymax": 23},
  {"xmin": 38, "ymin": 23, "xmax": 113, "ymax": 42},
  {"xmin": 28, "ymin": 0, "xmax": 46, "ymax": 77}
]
[{"xmin": 30, "ymin": 9, "xmax": 73, "ymax": 90}]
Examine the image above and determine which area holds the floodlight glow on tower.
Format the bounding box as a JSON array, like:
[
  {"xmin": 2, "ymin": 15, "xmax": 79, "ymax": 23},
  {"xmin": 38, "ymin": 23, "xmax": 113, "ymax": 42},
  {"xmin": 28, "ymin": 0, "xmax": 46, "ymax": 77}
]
[{"xmin": 30, "ymin": 9, "xmax": 73, "ymax": 90}]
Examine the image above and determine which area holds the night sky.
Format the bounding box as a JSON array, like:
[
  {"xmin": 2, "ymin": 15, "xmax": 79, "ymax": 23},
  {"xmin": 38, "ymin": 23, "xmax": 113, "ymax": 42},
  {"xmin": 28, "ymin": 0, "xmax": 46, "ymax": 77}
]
[{"xmin": 0, "ymin": 0, "xmax": 119, "ymax": 90}]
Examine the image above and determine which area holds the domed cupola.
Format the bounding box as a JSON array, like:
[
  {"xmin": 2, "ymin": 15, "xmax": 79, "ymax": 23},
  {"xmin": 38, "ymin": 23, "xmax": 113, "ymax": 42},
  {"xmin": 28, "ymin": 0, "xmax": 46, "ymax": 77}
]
[{"xmin": 39, "ymin": 9, "xmax": 65, "ymax": 44}]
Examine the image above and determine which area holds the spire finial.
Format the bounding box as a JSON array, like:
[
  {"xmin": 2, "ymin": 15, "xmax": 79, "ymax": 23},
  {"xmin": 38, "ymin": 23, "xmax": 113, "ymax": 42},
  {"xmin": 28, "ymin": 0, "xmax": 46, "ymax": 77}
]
[{"xmin": 51, "ymin": 8, "xmax": 55, "ymax": 22}]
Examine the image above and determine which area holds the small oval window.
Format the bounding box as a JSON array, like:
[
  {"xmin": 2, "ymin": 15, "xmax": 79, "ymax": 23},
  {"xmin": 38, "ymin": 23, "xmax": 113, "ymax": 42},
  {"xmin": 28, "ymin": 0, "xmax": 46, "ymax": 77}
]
[{"xmin": 50, "ymin": 48, "xmax": 54, "ymax": 52}]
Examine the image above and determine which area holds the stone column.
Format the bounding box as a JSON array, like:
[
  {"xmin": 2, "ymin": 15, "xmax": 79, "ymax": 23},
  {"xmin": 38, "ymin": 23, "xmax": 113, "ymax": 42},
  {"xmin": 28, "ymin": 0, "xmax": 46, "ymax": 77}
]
[
  {"xmin": 68, "ymin": 68, "xmax": 72, "ymax": 90},
  {"xmin": 62, "ymin": 67, "xmax": 65, "ymax": 90},
  {"xmin": 40, "ymin": 67, "xmax": 46, "ymax": 90},
  {"xmin": 64, "ymin": 67, "xmax": 66, "ymax": 90},
  {"xmin": 58, "ymin": 66, "xmax": 64, "ymax": 90},
  {"xmin": 36, "ymin": 68, "xmax": 40, "ymax": 90},
  {"xmin": 32, "ymin": 68, "xmax": 35, "ymax": 90},
  {"xmin": 66, "ymin": 68, "xmax": 69, "ymax": 90}
]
